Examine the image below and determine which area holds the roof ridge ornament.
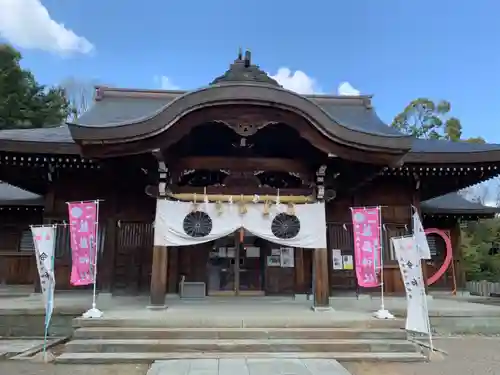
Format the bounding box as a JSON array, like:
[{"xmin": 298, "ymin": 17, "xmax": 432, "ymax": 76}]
[{"xmin": 210, "ymin": 48, "xmax": 281, "ymax": 87}]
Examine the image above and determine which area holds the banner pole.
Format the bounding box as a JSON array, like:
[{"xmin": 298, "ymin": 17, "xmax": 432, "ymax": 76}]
[
  {"xmin": 42, "ymin": 233, "xmax": 55, "ymax": 362},
  {"xmin": 82, "ymin": 200, "xmax": 103, "ymax": 319},
  {"xmin": 91, "ymin": 200, "xmax": 99, "ymax": 310},
  {"xmin": 421, "ymin": 284, "xmax": 435, "ymax": 358},
  {"xmin": 373, "ymin": 206, "xmax": 394, "ymax": 320}
]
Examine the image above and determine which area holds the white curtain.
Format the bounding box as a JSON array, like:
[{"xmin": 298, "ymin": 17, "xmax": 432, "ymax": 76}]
[{"xmin": 154, "ymin": 200, "xmax": 326, "ymax": 249}]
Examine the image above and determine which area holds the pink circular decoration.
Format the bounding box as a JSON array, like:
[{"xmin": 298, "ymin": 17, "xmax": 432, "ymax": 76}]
[{"xmin": 424, "ymin": 228, "xmax": 453, "ymax": 285}]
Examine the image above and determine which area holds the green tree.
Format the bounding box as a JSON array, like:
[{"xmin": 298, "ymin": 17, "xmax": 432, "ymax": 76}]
[
  {"xmin": 461, "ymin": 219, "xmax": 500, "ymax": 282},
  {"xmin": 0, "ymin": 44, "xmax": 72, "ymax": 130},
  {"xmin": 391, "ymin": 98, "xmax": 485, "ymax": 143}
]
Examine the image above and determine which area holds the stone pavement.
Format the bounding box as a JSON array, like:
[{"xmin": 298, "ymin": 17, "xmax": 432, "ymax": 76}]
[
  {"xmin": 147, "ymin": 358, "xmax": 352, "ymax": 375},
  {"xmin": 0, "ymin": 339, "xmax": 45, "ymax": 358}
]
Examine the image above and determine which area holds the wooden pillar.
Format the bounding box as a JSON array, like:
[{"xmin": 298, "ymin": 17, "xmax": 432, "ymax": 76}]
[
  {"xmin": 149, "ymin": 245, "xmax": 168, "ymax": 308},
  {"xmin": 313, "ymin": 248, "xmax": 330, "ymax": 309},
  {"xmin": 450, "ymin": 219, "xmax": 463, "ymax": 291}
]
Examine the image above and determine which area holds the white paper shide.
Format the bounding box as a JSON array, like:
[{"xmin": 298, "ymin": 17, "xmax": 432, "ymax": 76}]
[
  {"xmin": 31, "ymin": 226, "xmax": 56, "ymax": 326},
  {"xmin": 391, "ymin": 235, "xmax": 431, "ymax": 334}
]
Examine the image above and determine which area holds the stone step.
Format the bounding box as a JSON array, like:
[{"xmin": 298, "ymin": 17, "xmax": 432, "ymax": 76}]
[
  {"xmin": 73, "ymin": 327, "xmax": 407, "ymax": 340},
  {"xmin": 56, "ymin": 351, "xmax": 426, "ymax": 364},
  {"xmin": 73, "ymin": 317, "xmax": 403, "ymax": 329},
  {"xmin": 64, "ymin": 338, "xmax": 418, "ymax": 354}
]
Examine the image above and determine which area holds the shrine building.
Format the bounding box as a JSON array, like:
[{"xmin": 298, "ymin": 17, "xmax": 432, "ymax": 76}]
[{"xmin": 1, "ymin": 50, "xmax": 500, "ymax": 309}]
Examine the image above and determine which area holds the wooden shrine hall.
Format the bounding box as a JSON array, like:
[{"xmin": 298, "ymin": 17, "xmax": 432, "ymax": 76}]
[{"xmin": 1, "ymin": 50, "xmax": 500, "ymax": 309}]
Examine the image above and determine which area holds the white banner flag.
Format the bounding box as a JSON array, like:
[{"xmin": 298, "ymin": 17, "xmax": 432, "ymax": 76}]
[
  {"xmin": 412, "ymin": 212, "xmax": 431, "ymax": 260},
  {"xmin": 392, "ymin": 236, "xmax": 430, "ymax": 335},
  {"xmin": 31, "ymin": 226, "xmax": 56, "ymax": 327}
]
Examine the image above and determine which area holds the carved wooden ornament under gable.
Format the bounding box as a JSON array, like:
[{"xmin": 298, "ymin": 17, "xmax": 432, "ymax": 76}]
[{"xmin": 214, "ymin": 116, "xmax": 277, "ymax": 137}]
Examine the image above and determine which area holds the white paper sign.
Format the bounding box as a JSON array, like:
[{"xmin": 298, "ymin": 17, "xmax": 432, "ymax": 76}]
[
  {"xmin": 342, "ymin": 255, "xmax": 353, "ymax": 270},
  {"xmin": 245, "ymin": 247, "xmax": 260, "ymax": 258},
  {"xmin": 392, "ymin": 236, "xmax": 430, "ymax": 334},
  {"xmin": 31, "ymin": 225, "xmax": 56, "ymax": 327},
  {"xmin": 332, "ymin": 249, "xmax": 343, "ymax": 270},
  {"xmin": 280, "ymin": 247, "xmax": 294, "ymax": 268}
]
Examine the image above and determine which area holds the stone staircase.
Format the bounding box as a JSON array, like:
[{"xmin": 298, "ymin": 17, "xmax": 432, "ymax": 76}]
[{"xmin": 56, "ymin": 319, "xmax": 425, "ymax": 364}]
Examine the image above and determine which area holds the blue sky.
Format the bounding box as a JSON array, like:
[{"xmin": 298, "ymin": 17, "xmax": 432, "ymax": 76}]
[{"xmin": 1, "ymin": 0, "xmax": 500, "ymax": 142}]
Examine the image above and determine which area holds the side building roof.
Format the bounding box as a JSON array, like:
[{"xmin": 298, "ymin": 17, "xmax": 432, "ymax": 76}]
[
  {"xmin": 421, "ymin": 192, "xmax": 500, "ymax": 217},
  {"xmin": 0, "ymin": 182, "xmax": 44, "ymax": 206}
]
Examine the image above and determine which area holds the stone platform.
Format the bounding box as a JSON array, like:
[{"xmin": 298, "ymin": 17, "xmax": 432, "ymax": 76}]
[
  {"xmin": 55, "ymin": 297, "xmax": 425, "ymax": 364},
  {"xmin": 1, "ymin": 292, "xmax": 500, "ymax": 336}
]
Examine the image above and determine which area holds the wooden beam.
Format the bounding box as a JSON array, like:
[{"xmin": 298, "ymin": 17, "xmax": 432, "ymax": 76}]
[
  {"xmin": 149, "ymin": 245, "xmax": 168, "ymax": 308},
  {"xmin": 166, "ymin": 191, "xmax": 314, "ymax": 203},
  {"xmin": 175, "ymin": 156, "xmax": 311, "ymax": 175},
  {"xmin": 168, "ymin": 186, "xmax": 314, "ymax": 198},
  {"xmin": 313, "ymin": 248, "xmax": 330, "ymax": 309}
]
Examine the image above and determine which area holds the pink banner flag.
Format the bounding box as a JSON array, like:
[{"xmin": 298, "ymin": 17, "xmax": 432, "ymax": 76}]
[
  {"xmin": 351, "ymin": 207, "xmax": 381, "ymax": 288},
  {"xmin": 68, "ymin": 201, "xmax": 98, "ymax": 286}
]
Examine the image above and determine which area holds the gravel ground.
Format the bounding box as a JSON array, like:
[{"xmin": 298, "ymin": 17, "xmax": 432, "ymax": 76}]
[
  {"xmin": 344, "ymin": 337, "xmax": 500, "ymax": 375},
  {"xmin": 0, "ymin": 337, "xmax": 499, "ymax": 375},
  {"xmin": 0, "ymin": 363, "xmax": 149, "ymax": 375}
]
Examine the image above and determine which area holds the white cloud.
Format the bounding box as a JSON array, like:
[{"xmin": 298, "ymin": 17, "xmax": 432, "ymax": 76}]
[
  {"xmin": 338, "ymin": 81, "xmax": 360, "ymax": 96},
  {"xmin": 269, "ymin": 67, "xmax": 319, "ymax": 95},
  {"xmin": 0, "ymin": 0, "xmax": 94, "ymax": 55},
  {"xmin": 154, "ymin": 75, "xmax": 179, "ymax": 90}
]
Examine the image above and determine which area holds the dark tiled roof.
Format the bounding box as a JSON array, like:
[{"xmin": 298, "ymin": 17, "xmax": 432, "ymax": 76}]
[
  {"xmin": 74, "ymin": 91, "xmax": 406, "ymax": 139},
  {"xmin": 421, "ymin": 192, "xmax": 500, "ymax": 215},
  {"xmin": 0, "ymin": 125, "xmax": 74, "ymax": 143},
  {"xmin": 311, "ymin": 98, "xmax": 407, "ymax": 138},
  {"xmin": 0, "ymin": 125, "xmax": 77, "ymax": 153},
  {"xmin": 0, "ymin": 183, "xmax": 43, "ymax": 205},
  {"xmin": 0, "ymin": 91, "xmax": 500, "ymax": 159},
  {"xmin": 76, "ymin": 97, "xmax": 171, "ymax": 127},
  {"xmin": 410, "ymin": 138, "xmax": 500, "ymax": 154}
]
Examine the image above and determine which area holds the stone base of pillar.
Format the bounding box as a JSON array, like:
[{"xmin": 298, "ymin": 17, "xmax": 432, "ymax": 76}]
[
  {"xmin": 311, "ymin": 306, "xmax": 334, "ymax": 312},
  {"xmin": 146, "ymin": 304, "xmax": 167, "ymax": 310}
]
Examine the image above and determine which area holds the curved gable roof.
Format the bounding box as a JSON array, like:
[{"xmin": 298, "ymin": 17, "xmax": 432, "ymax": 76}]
[{"xmin": 68, "ymin": 84, "xmax": 413, "ymax": 153}]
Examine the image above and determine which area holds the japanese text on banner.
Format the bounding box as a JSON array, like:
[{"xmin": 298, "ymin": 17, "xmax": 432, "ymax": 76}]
[
  {"xmin": 351, "ymin": 207, "xmax": 381, "ymax": 288},
  {"xmin": 31, "ymin": 225, "xmax": 56, "ymax": 323},
  {"xmin": 68, "ymin": 202, "xmax": 97, "ymax": 286}
]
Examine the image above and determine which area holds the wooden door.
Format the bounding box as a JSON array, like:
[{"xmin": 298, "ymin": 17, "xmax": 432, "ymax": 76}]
[{"xmin": 113, "ymin": 221, "xmax": 153, "ymax": 294}]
